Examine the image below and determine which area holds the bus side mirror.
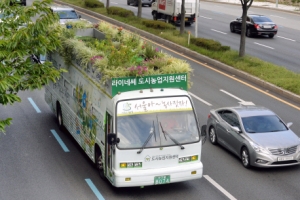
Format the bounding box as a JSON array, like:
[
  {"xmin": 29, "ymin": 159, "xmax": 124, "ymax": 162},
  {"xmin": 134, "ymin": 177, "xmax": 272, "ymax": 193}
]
[
  {"xmin": 201, "ymin": 125, "xmax": 207, "ymax": 144},
  {"xmin": 108, "ymin": 133, "xmax": 120, "ymax": 145}
]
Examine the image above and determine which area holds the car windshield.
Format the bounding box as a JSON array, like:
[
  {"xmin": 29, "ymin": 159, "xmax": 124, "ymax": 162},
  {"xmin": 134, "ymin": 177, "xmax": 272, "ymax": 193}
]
[
  {"xmin": 251, "ymin": 16, "xmax": 273, "ymax": 23},
  {"xmin": 242, "ymin": 115, "xmax": 288, "ymax": 133},
  {"xmin": 54, "ymin": 10, "xmax": 78, "ymax": 19},
  {"xmin": 116, "ymin": 97, "xmax": 200, "ymax": 149}
]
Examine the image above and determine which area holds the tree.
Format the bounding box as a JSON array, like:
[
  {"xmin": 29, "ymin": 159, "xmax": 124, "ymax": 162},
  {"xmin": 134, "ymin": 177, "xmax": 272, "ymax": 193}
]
[
  {"xmin": 180, "ymin": 0, "xmax": 185, "ymax": 35},
  {"xmin": 239, "ymin": 0, "xmax": 254, "ymax": 57},
  {"xmin": 0, "ymin": 0, "xmax": 63, "ymax": 133},
  {"xmin": 137, "ymin": 0, "xmax": 142, "ymax": 18},
  {"xmin": 106, "ymin": 0, "xmax": 110, "ymax": 9}
]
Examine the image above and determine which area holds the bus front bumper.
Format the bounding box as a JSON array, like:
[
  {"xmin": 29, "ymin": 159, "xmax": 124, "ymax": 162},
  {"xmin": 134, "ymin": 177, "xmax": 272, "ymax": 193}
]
[{"xmin": 112, "ymin": 162, "xmax": 203, "ymax": 187}]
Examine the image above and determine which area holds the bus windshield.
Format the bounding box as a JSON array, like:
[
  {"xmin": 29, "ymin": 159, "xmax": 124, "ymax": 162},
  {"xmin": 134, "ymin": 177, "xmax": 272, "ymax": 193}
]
[{"xmin": 116, "ymin": 97, "xmax": 200, "ymax": 149}]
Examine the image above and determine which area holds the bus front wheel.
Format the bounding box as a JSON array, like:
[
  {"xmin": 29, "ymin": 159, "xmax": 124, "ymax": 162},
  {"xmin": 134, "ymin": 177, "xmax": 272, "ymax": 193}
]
[{"xmin": 95, "ymin": 148, "xmax": 105, "ymax": 179}]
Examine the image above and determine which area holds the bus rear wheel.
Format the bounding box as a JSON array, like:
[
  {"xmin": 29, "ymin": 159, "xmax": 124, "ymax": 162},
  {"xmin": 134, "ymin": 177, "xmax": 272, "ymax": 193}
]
[
  {"xmin": 56, "ymin": 103, "xmax": 63, "ymax": 130},
  {"xmin": 95, "ymin": 148, "xmax": 105, "ymax": 179}
]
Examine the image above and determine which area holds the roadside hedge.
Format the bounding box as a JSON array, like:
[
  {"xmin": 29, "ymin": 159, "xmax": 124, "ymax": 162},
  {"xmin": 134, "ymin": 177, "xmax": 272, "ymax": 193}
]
[
  {"xmin": 142, "ymin": 20, "xmax": 176, "ymax": 30},
  {"xmin": 107, "ymin": 6, "xmax": 135, "ymax": 17},
  {"xmin": 191, "ymin": 38, "xmax": 230, "ymax": 51},
  {"xmin": 84, "ymin": 0, "xmax": 104, "ymax": 8}
]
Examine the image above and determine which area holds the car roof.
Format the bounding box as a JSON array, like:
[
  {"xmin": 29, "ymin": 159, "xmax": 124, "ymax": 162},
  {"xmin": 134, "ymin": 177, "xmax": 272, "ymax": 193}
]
[
  {"xmin": 50, "ymin": 6, "xmax": 75, "ymax": 11},
  {"xmin": 248, "ymin": 14, "xmax": 267, "ymax": 17},
  {"xmin": 216, "ymin": 105, "xmax": 275, "ymax": 118}
]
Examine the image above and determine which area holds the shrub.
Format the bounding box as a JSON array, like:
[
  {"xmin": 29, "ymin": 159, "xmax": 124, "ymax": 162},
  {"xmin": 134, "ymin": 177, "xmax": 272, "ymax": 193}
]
[
  {"xmin": 107, "ymin": 7, "xmax": 135, "ymax": 17},
  {"xmin": 84, "ymin": 0, "xmax": 104, "ymax": 8},
  {"xmin": 191, "ymin": 38, "xmax": 230, "ymax": 51},
  {"xmin": 142, "ymin": 20, "xmax": 176, "ymax": 30}
]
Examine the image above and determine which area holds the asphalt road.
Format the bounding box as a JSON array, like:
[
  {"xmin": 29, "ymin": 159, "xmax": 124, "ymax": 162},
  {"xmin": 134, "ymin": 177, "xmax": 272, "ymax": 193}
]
[
  {"xmin": 1, "ymin": 1, "xmax": 300, "ymax": 200},
  {"xmin": 109, "ymin": 0, "xmax": 300, "ymax": 73}
]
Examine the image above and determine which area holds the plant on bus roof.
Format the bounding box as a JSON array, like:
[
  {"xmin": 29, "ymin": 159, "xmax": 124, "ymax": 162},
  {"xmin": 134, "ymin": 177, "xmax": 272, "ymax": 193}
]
[
  {"xmin": 65, "ymin": 19, "xmax": 93, "ymax": 29},
  {"xmin": 58, "ymin": 20, "xmax": 192, "ymax": 84}
]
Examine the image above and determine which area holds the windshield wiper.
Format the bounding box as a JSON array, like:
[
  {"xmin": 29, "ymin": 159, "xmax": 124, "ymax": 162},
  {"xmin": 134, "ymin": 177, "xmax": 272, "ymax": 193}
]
[
  {"xmin": 270, "ymin": 130, "xmax": 282, "ymax": 132},
  {"xmin": 137, "ymin": 122, "xmax": 156, "ymax": 154},
  {"xmin": 160, "ymin": 122, "xmax": 185, "ymax": 150}
]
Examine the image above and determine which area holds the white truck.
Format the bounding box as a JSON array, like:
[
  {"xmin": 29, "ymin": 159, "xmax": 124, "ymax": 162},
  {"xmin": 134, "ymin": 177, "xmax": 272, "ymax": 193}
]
[
  {"xmin": 44, "ymin": 21, "xmax": 206, "ymax": 187},
  {"xmin": 151, "ymin": 0, "xmax": 196, "ymax": 25}
]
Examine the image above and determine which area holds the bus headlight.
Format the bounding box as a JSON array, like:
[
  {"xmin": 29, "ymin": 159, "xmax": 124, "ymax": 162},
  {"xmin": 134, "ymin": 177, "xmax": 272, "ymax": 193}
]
[
  {"xmin": 120, "ymin": 162, "xmax": 142, "ymax": 168},
  {"xmin": 179, "ymin": 155, "xmax": 198, "ymax": 163}
]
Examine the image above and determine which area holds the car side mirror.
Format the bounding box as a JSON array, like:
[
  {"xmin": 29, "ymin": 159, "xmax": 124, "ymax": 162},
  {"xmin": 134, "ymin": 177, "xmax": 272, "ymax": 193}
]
[
  {"xmin": 286, "ymin": 122, "xmax": 293, "ymax": 128},
  {"xmin": 108, "ymin": 133, "xmax": 120, "ymax": 145},
  {"xmin": 232, "ymin": 126, "xmax": 241, "ymax": 133},
  {"xmin": 201, "ymin": 125, "xmax": 207, "ymax": 144}
]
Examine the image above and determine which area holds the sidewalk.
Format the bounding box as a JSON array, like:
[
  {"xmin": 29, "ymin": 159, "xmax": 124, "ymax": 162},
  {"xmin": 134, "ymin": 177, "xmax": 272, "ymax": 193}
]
[{"xmin": 204, "ymin": 0, "xmax": 300, "ymax": 13}]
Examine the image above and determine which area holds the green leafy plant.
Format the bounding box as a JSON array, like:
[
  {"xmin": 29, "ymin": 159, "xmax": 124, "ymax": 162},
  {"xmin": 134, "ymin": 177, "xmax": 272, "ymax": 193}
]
[{"xmin": 58, "ymin": 20, "xmax": 193, "ymax": 85}]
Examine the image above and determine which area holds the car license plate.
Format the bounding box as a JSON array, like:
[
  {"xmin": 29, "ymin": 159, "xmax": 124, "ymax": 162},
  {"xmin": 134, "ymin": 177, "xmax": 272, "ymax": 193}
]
[
  {"xmin": 154, "ymin": 175, "xmax": 170, "ymax": 185},
  {"xmin": 278, "ymin": 156, "xmax": 293, "ymax": 161},
  {"xmin": 263, "ymin": 25, "xmax": 271, "ymax": 28}
]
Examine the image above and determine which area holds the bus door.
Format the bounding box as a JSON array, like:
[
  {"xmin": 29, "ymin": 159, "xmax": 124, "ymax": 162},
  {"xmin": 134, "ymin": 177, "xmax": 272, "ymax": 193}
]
[{"xmin": 105, "ymin": 112, "xmax": 114, "ymax": 181}]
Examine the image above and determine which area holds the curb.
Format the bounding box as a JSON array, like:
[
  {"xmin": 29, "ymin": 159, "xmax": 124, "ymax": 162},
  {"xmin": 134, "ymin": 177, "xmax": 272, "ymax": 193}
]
[{"xmin": 54, "ymin": 0, "xmax": 300, "ymax": 105}]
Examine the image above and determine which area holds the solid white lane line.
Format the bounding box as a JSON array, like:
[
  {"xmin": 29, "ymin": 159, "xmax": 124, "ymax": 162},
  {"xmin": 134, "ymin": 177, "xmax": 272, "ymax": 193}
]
[
  {"xmin": 220, "ymin": 89, "xmax": 245, "ymax": 102},
  {"xmin": 28, "ymin": 97, "xmax": 41, "ymax": 113},
  {"xmin": 189, "ymin": 92, "xmax": 212, "ymax": 106},
  {"xmin": 200, "ymin": 16, "xmax": 212, "ymax": 19},
  {"xmin": 270, "ymin": 15, "xmax": 286, "ymax": 19},
  {"xmin": 211, "ymin": 29, "xmax": 227, "ymax": 34},
  {"xmin": 204, "ymin": 175, "xmax": 238, "ymax": 200},
  {"xmin": 276, "ymin": 36, "xmax": 296, "ymax": 42},
  {"xmin": 254, "ymin": 42, "xmax": 274, "ymax": 49}
]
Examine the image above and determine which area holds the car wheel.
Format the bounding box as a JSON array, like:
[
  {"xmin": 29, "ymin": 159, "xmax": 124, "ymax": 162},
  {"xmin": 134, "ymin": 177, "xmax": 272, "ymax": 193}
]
[
  {"xmin": 127, "ymin": 0, "xmax": 130, "ymax": 5},
  {"xmin": 185, "ymin": 22, "xmax": 192, "ymax": 26},
  {"xmin": 134, "ymin": 0, "xmax": 138, "ymax": 6},
  {"xmin": 246, "ymin": 28, "xmax": 252, "ymax": 37},
  {"xmin": 209, "ymin": 127, "xmax": 218, "ymax": 145},
  {"xmin": 230, "ymin": 24, "xmax": 235, "ymax": 33},
  {"xmin": 56, "ymin": 103, "xmax": 63, "ymax": 130},
  {"xmin": 241, "ymin": 147, "xmax": 251, "ymax": 168},
  {"xmin": 269, "ymin": 34, "xmax": 274, "ymax": 38},
  {"xmin": 95, "ymin": 147, "xmax": 105, "ymax": 179}
]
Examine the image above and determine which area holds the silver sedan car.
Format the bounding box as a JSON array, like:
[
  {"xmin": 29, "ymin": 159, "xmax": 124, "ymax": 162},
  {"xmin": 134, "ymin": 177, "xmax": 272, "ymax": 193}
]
[{"xmin": 206, "ymin": 102, "xmax": 300, "ymax": 168}]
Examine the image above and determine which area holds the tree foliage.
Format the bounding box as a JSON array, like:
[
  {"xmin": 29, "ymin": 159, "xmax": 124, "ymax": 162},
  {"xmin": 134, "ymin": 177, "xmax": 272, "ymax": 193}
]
[{"xmin": 0, "ymin": 0, "xmax": 63, "ymax": 133}]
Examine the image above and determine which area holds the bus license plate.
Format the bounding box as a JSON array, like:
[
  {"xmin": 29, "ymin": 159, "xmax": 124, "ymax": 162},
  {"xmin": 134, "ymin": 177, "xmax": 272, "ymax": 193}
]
[{"xmin": 154, "ymin": 175, "xmax": 170, "ymax": 185}]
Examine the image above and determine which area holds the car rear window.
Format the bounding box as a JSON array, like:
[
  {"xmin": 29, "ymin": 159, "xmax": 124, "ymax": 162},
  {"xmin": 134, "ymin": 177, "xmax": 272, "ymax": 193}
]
[
  {"xmin": 251, "ymin": 16, "xmax": 273, "ymax": 23},
  {"xmin": 54, "ymin": 10, "xmax": 79, "ymax": 19}
]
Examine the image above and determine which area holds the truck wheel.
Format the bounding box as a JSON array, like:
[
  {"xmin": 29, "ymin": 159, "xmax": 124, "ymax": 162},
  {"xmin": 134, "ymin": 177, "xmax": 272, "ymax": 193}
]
[
  {"xmin": 165, "ymin": 16, "xmax": 170, "ymax": 23},
  {"xmin": 56, "ymin": 103, "xmax": 64, "ymax": 130},
  {"xmin": 153, "ymin": 12, "xmax": 157, "ymax": 20}
]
